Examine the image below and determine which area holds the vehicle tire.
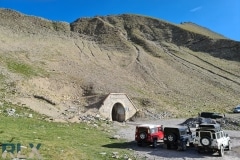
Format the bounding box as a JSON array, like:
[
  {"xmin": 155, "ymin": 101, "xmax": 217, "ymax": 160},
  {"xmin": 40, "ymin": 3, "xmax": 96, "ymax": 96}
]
[
  {"xmin": 167, "ymin": 133, "xmax": 176, "ymax": 142},
  {"xmin": 200, "ymin": 137, "xmax": 211, "ymax": 146},
  {"xmin": 219, "ymin": 145, "xmax": 224, "ymax": 157},
  {"xmin": 139, "ymin": 132, "xmax": 147, "ymax": 140},
  {"xmin": 227, "ymin": 141, "xmax": 232, "ymax": 151},
  {"xmin": 153, "ymin": 139, "xmax": 157, "ymax": 148}
]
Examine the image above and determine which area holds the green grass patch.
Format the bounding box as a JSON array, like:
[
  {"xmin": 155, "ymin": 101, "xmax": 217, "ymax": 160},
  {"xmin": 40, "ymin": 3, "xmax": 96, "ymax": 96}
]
[
  {"xmin": 0, "ymin": 73, "xmax": 7, "ymax": 98},
  {"xmin": 6, "ymin": 61, "xmax": 41, "ymax": 77},
  {"xmin": 0, "ymin": 54, "xmax": 47, "ymax": 78},
  {"xmin": 0, "ymin": 73, "xmax": 4, "ymax": 81},
  {"xmin": 0, "ymin": 102, "xmax": 135, "ymax": 160}
]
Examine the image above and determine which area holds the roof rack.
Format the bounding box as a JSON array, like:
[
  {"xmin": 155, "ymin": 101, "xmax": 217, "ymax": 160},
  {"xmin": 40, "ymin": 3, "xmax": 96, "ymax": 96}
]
[{"xmin": 198, "ymin": 123, "xmax": 221, "ymax": 131}]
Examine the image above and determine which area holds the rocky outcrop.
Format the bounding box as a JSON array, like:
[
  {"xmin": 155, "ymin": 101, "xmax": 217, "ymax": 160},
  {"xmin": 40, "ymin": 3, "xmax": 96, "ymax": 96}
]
[
  {"xmin": 170, "ymin": 27, "xmax": 240, "ymax": 61},
  {"xmin": 70, "ymin": 14, "xmax": 240, "ymax": 61}
]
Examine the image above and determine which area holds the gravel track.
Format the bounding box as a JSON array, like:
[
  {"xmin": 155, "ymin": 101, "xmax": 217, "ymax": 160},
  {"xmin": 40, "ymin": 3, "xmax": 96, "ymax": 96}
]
[{"xmin": 114, "ymin": 118, "xmax": 240, "ymax": 160}]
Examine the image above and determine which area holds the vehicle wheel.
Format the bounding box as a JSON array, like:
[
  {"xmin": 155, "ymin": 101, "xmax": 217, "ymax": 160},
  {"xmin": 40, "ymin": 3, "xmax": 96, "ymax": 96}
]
[
  {"xmin": 227, "ymin": 141, "xmax": 232, "ymax": 151},
  {"xmin": 219, "ymin": 145, "xmax": 224, "ymax": 157},
  {"xmin": 153, "ymin": 139, "xmax": 157, "ymax": 148},
  {"xmin": 167, "ymin": 133, "xmax": 176, "ymax": 142},
  {"xmin": 200, "ymin": 137, "xmax": 211, "ymax": 146},
  {"xmin": 139, "ymin": 132, "xmax": 147, "ymax": 140}
]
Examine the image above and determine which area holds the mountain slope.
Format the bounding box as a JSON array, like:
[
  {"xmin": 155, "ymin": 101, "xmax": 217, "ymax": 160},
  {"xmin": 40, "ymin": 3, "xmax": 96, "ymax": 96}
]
[
  {"xmin": 179, "ymin": 22, "xmax": 227, "ymax": 40},
  {"xmin": 0, "ymin": 9, "xmax": 240, "ymax": 119}
]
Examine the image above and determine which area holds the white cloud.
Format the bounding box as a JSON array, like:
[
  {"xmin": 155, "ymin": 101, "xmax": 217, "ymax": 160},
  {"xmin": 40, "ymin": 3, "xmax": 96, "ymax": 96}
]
[{"xmin": 190, "ymin": 6, "xmax": 202, "ymax": 12}]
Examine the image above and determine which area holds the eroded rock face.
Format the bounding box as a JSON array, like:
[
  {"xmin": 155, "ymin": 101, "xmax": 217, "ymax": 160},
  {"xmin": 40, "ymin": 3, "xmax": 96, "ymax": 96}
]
[{"xmin": 71, "ymin": 14, "xmax": 240, "ymax": 61}]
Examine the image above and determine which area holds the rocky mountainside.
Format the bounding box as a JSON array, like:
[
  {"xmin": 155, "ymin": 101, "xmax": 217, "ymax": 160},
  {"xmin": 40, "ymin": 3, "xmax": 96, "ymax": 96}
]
[{"xmin": 0, "ymin": 8, "xmax": 240, "ymax": 119}]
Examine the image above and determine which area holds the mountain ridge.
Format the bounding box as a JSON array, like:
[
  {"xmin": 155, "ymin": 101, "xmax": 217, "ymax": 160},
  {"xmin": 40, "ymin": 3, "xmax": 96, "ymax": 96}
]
[{"xmin": 0, "ymin": 8, "xmax": 240, "ymax": 119}]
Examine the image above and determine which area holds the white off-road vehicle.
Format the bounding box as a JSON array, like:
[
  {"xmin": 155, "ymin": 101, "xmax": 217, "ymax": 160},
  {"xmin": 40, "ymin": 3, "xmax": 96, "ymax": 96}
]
[{"xmin": 193, "ymin": 123, "xmax": 231, "ymax": 157}]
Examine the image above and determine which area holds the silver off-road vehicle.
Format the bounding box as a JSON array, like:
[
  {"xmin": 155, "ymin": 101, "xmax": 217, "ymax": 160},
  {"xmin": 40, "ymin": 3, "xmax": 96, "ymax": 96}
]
[{"xmin": 193, "ymin": 123, "xmax": 231, "ymax": 157}]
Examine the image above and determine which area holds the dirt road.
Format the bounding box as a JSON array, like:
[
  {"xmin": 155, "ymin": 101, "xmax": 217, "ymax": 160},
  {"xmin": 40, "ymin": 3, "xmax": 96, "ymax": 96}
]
[{"xmin": 114, "ymin": 118, "xmax": 240, "ymax": 160}]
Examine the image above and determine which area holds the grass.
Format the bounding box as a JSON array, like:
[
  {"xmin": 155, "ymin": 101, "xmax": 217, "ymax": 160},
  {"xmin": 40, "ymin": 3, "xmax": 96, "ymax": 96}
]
[
  {"xmin": 0, "ymin": 102, "xmax": 135, "ymax": 160},
  {"xmin": 0, "ymin": 73, "xmax": 7, "ymax": 98},
  {"xmin": 0, "ymin": 54, "xmax": 47, "ymax": 78},
  {"xmin": 6, "ymin": 60, "xmax": 46, "ymax": 78}
]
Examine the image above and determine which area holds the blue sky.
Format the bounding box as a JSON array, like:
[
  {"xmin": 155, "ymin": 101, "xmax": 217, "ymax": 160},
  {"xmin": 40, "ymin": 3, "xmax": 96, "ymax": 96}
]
[{"xmin": 1, "ymin": 0, "xmax": 239, "ymax": 41}]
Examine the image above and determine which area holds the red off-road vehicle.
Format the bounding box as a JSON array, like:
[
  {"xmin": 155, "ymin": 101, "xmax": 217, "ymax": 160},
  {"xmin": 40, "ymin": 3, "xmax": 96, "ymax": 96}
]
[{"xmin": 135, "ymin": 124, "xmax": 164, "ymax": 148}]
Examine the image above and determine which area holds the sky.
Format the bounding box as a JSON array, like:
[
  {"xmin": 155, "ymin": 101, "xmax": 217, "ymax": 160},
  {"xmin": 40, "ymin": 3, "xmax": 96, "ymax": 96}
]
[{"xmin": 0, "ymin": 0, "xmax": 239, "ymax": 41}]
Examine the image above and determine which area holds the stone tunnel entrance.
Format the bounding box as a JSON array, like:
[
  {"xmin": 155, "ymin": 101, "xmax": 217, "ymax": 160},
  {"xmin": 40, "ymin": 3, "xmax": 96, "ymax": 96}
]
[
  {"xmin": 99, "ymin": 93, "xmax": 137, "ymax": 122},
  {"xmin": 111, "ymin": 103, "xmax": 125, "ymax": 122}
]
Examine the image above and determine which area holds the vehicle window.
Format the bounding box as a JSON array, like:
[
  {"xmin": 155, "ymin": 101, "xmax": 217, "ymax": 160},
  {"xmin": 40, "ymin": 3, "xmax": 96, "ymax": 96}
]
[
  {"xmin": 200, "ymin": 132, "xmax": 211, "ymax": 138},
  {"xmin": 158, "ymin": 126, "xmax": 163, "ymax": 131},
  {"xmin": 180, "ymin": 131, "xmax": 186, "ymax": 135},
  {"xmin": 150, "ymin": 128, "xmax": 157, "ymax": 134},
  {"xmin": 138, "ymin": 127, "xmax": 148, "ymax": 132},
  {"xmin": 216, "ymin": 132, "xmax": 220, "ymax": 139},
  {"xmin": 212, "ymin": 133, "xmax": 216, "ymax": 139},
  {"xmin": 220, "ymin": 132, "xmax": 223, "ymax": 138}
]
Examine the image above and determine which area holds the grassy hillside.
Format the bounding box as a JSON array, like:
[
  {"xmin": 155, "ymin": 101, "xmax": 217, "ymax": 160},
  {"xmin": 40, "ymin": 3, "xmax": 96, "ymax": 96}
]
[
  {"xmin": 0, "ymin": 8, "xmax": 240, "ymax": 118},
  {"xmin": 0, "ymin": 102, "xmax": 135, "ymax": 160}
]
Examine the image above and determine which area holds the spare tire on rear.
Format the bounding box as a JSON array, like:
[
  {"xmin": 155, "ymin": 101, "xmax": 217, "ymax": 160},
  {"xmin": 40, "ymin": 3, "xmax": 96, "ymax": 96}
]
[
  {"xmin": 200, "ymin": 137, "xmax": 211, "ymax": 146},
  {"xmin": 140, "ymin": 132, "xmax": 147, "ymax": 140}
]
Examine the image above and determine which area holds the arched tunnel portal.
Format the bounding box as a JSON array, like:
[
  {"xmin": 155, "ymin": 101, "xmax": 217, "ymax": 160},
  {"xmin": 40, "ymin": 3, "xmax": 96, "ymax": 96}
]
[
  {"xmin": 99, "ymin": 93, "xmax": 138, "ymax": 122},
  {"xmin": 111, "ymin": 102, "xmax": 125, "ymax": 122}
]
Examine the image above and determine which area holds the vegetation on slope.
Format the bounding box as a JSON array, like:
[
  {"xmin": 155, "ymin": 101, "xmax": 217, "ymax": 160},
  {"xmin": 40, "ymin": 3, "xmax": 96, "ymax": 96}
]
[{"xmin": 0, "ymin": 102, "xmax": 135, "ymax": 160}]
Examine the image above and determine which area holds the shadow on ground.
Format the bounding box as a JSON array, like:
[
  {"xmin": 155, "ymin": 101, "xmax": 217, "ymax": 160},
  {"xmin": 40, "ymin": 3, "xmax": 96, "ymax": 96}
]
[{"xmin": 101, "ymin": 141, "xmax": 235, "ymax": 159}]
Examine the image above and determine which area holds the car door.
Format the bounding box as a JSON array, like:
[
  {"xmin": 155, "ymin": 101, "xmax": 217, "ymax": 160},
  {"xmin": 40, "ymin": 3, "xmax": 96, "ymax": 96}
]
[
  {"xmin": 157, "ymin": 126, "xmax": 164, "ymax": 140},
  {"xmin": 221, "ymin": 131, "xmax": 229, "ymax": 147},
  {"xmin": 216, "ymin": 132, "xmax": 223, "ymax": 147}
]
